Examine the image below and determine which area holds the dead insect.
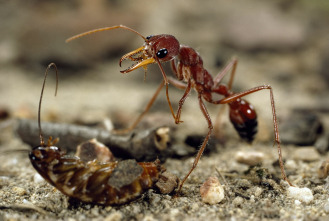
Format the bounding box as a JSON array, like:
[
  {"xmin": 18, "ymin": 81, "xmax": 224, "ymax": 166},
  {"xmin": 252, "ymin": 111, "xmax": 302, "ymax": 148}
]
[
  {"xmin": 29, "ymin": 63, "xmax": 170, "ymax": 205},
  {"xmin": 66, "ymin": 25, "xmax": 292, "ymax": 193}
]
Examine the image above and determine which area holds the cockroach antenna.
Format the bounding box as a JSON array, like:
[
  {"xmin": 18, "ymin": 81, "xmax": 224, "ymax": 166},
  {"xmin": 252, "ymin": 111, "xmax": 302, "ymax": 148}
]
[{"xmin": 38, "ymin": 63, "xmax": 58, "ymax": 146}]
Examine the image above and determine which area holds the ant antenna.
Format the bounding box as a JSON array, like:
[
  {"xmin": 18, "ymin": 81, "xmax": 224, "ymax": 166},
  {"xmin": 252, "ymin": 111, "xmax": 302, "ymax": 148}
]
[
  {"xmin": 65, "ymin": 25, "xmax": 147, "ymax": 43},
  {"xmin": 38, "ymin": 63, "xmax": 59, "ymax": 146}
]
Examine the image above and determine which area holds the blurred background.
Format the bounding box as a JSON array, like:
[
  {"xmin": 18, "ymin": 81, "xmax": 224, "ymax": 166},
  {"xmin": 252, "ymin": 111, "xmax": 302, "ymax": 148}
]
[
  {"xmin": 0, "ymin": 0, "xmax": 328, "ymax": 143},
  {"xmin": 1, "ymin": 1, "xmax": 329, "ymax": 219}
]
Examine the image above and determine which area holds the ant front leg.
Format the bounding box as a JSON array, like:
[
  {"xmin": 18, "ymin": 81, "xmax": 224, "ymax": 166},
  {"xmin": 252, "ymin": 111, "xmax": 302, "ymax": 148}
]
[
  {"xmin": 214, "ymin": 85, "xmax": 293, "ymax": 186},
  {"xmin": 167, "ymin": 78, "xmax": 192, "ymax": 124}
]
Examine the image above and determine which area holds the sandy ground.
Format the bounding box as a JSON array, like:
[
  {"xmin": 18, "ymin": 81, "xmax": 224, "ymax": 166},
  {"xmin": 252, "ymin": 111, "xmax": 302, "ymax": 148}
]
[{"xmin": 1, "ymin": 0, "xmax": 329, "ymax": 220}]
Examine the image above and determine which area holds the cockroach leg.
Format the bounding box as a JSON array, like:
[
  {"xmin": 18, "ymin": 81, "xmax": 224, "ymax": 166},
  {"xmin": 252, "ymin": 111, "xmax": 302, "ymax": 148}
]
[{"xmin": 29, "ymin": 63, "xmax": 176, "ymax": 205}]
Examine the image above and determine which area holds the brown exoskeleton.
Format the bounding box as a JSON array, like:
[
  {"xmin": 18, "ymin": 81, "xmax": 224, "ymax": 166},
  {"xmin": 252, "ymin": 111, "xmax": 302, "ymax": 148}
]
[
  {"xmin": 29, "ymin": 63, "xmax": 169, "ymax": 205},
  {"xmin": 66, "ymin": 25, "xmax": 293, "ymax": 193}
]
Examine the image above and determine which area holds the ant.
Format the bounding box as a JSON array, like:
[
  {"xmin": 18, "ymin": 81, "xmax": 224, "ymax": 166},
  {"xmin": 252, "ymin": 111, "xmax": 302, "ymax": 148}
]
[
  {"xmin": 66, "ymin": 25, "xmax": 293, "ymax": 192},
  {"xmin": 29, "ymin": 63, "xmax": 166, "ymax": 205}
]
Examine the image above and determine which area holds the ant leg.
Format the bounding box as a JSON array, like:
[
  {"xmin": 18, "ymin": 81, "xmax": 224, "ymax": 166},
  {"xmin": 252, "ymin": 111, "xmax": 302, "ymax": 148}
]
[
  {"xmin": 157, "ymin": 59, "xmax": 180, "ymax": 123},
  {"xmin": 177, "ymin": 94, "xmax": 213, "ymax": 194},
  {"xmin": 168, "ymin": 77, "xmax": 188, "ymax": 90},
  {"xmin": 169, "ymin": 79, "xmax": 192, "ymax": 124},
  {"xmin": 213, "ymin": 57, "xmax": 238, "ymax": 90},
  {"xmin": 212, "ymin": 58, "xmax": 238, "ymax": 136},
  {"xmin": 112, "ymin": 80, "xmax": 165, "ymax": 134},
  {"xmin": 213, "ymin": 104, "xmax": 227, "ymax": 140},
  {"xmin": 213, "ymin": 85, "xmax": 293, "ymax": 186},
  {"xmin": 168, "ymin": 61, "xmax": 192, "ymax": 124}
]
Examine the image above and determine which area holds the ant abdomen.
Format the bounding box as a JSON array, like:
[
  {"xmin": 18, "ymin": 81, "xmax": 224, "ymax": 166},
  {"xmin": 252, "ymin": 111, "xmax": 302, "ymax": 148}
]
[{"xmin": 229, "ymin": 99, "xmax": 258, "ymax": 143}]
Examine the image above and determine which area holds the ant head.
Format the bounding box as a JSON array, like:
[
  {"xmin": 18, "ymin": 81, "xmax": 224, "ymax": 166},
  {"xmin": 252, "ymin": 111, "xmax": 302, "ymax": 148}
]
[
  {"xmin": 145, "ymin": 34, "xmax": 180, "ymax": 62},
  {"xmin": 119, "ymin": 34, "xmax": 180, "ymax": 73},
  {"xmin": 66, "ymin": 25, "xmax": 180, "ymax": 84},
  {"xmin": 119, "ymin": 34, "xmax": 180, "ymax": 84}
]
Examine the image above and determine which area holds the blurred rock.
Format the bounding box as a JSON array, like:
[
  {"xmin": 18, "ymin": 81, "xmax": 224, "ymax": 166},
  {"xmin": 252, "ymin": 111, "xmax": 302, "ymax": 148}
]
[
  {"xmin": 292, "ymin": 146, "xmax": 320, "ymax": 162},
  {"xmin": 220, "ymin": 3, "xmax": 307, "ymax": 51},
  {"xmin": 281, "ymin": 111, "xmax": 323, "ymax": 146},
  {"xmin": 320, "ymin": 42, "xmax": 329, "ymax": 87},
  {"xmin": 314, "ymin": 133, "xmax": 329, "ymax": 153}
]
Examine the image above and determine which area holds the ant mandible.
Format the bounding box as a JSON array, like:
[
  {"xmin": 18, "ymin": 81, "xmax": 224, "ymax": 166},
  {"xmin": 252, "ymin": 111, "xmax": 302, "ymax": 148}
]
[{"xmin": 66, "ymin": 25, "xmax": 293, "ymax": 193}]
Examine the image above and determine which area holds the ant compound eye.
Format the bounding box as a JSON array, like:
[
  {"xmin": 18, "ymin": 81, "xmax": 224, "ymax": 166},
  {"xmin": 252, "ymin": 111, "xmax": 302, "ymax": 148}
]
[
  {"xmin": 156, "ymin": 48, "xmax": 168, "ymax": 59},
  {"xmin": 146, "ymin": 35, "xmax": 153, "ymax": 40}
]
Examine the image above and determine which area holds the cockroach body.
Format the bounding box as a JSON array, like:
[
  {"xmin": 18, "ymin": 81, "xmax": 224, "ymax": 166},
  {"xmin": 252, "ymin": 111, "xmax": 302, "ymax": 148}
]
[
  {"xmin": 30, "ymin": 142, "xmax": 162, "ymax": 205},
  {"xmin": 29, "ymin": 63, "xmax": 166, "ymax": 205}
]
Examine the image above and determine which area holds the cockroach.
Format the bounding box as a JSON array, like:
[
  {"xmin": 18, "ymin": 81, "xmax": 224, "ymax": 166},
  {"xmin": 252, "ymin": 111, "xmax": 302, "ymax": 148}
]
[
  {"xmin": 29, "ymin": 63, "xmax": 167, "ymax": 205},
  {"xmin": 66, "ymin": 25, "xmax": 293, "ymax": 193}
]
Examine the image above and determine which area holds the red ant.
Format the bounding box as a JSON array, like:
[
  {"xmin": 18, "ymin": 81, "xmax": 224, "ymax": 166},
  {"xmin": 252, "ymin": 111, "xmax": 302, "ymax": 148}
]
[
  {"xmin": 66, "ymin": 25, "xmax": 293, "ymax": 192},
  {"xmin": 29, "ymin": 63, "xmax": 166, "ymax": 205}
]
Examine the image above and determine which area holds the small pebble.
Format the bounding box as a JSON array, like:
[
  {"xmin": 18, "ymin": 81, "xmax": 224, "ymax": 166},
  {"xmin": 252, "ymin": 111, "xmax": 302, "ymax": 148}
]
[
  {"xmin": 250, "ymin": 195, "xmax": 255, "ymax": 203},
  {"xmin": 294, "ymin": 200, "xmax": 301, "ymax": 206},
  {"xmin": 33, "ymin": 173, "xmax": 45, "ymax": 183},
  {"xmin": 200, "ymin": 176, "xmax": 225, "ymax": 205},
  {"xmin": 142, "ymin": 215, "xmax": 157, "ymax": 221},
  {"xmin": 235, "ymin": 150, "xmax": 264, "ymax": 166},
  {"xmin": 287, "ymin": 186, "xmax": 314, "ymax": 204},
  {"xmin": 285, "ymin": 159, "xmax": 297, "ymax": 170},
  {"xmin": 155, "ymin": 171, "xmax": 179, "ymax": 194},
  {"xmin": 12, "ymin": 186, "xmax": 27, "ymax": 196},
  {"xmin": 254, "ymin": 187, "xmax": 263, "ymax": 197},
  {"xmin": 154, "ymin": 127, "xmax": 170, "ymax": 151},
  {"xmin": 293, "ymin": 147, "xmax": 320, "ymax": 162},
  {"xmin": 232, "ymin": 196, "xmax": 244, "ymax": 207},
  {"xmin": 104, "ymin": 211, "xmax": 123, "ymax": 221},
  {"xmin": 0, "ymin": 176, "xmax": 9, "ymax": 186}
]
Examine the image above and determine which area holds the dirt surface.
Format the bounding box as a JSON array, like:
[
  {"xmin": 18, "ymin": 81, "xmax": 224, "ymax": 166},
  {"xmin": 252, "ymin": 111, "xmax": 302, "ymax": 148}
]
[{"xmin": 1, "ymin": 0, "xmax": 329, "ymax": 220}]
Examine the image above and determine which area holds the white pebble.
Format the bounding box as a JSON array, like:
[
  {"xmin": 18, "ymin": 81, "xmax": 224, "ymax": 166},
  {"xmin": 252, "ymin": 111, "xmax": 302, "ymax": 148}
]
[
  {"xmin": 104, "ymin": 211, "xmax": 123, "ymax": 221},
  {"xmin": 33, "ymin": 173, "xmax": 45, "ymax": 183},
  {"xmin": 294, "ymin": 200, "xmax": 301, "ymax": 206},
  {"xmin": 235, "ymin": 151, "xmax": 264, "ymax": 166},
  {"xmin": 22, "ymin": 199, "xmax": 30, "ymax": 204},
  {"xmin": 254, "ymin": 187, "xmax": 263, "ymax": 197},
  {"xmin": 287, "ymin": 186, "xmax": 313, "ymax": 204},
  {"xmin": 12, "ymin": 186, "xmax": 26, "ymax": 196},
  {"xmin": 200, "ymin": 176, "xmax": 225, "ymax": 204}
]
